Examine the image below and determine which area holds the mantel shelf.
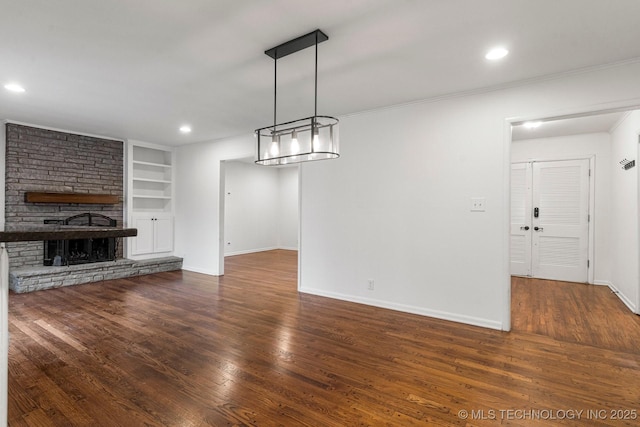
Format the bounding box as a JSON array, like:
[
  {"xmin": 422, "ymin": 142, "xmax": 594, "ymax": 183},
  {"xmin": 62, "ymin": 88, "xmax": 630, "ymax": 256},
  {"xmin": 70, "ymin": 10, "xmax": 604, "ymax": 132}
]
[
  {"xmin": 24, "ymin": 192, "xmax": 120, "ymax": 205},
  {"xmin": 0, "ymin": 226, "xmax": 137, "ymax": 242}
]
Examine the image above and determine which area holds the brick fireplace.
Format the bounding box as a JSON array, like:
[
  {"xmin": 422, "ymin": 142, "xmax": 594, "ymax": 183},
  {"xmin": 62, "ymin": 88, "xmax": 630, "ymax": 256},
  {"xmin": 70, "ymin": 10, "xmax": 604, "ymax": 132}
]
[
  {"xmin": 4, "ymin": 123, "xmax": 124, "ymax": 269},
  {"xmin": 4, "ymin": 123, "xmax": 182, "ymax": 292}
]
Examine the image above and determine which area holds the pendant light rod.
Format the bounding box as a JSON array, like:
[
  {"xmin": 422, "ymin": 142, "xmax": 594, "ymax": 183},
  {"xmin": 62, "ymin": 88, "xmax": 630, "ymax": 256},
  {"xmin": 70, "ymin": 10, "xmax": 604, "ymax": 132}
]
[
  {"xmin": 314, "ymin": 31, "xmax": 318, "ymax": 117},
  {"xmin": 273, "ymin": 52, "xmax": 277, "ymax": 133}
]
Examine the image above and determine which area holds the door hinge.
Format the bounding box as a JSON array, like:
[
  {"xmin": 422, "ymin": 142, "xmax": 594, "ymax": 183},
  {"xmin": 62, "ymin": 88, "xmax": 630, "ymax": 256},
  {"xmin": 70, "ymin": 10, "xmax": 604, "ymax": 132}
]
[
  {"xmin": 587, "ymin": 259, "xmax": 590, "ymax": 268},
  {"xmin": 589, "ymin": 169, "xmax": 591, "ymax": 177},
  {"xmin": 588, "ymin": 214, "xmax": 590, "ymax": 222}
]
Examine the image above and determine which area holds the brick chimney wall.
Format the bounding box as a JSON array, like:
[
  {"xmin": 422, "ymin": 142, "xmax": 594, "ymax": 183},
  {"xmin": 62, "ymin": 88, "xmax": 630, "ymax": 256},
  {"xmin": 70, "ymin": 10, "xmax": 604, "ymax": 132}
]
[{"xmin": 5, "ymin": 123, "xmax": 124, "ymax": 268}]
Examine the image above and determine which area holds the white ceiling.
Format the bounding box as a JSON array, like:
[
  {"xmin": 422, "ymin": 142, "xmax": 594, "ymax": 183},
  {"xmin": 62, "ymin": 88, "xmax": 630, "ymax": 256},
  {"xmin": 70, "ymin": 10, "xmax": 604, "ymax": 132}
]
[{"xmin": 2, "ymin": 0, "xmax": 640, "ymax": 146}]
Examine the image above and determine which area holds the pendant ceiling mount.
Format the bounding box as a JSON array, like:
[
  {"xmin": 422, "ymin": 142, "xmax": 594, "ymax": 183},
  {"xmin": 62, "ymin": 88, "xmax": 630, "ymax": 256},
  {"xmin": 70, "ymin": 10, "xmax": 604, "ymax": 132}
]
[
  {"xmin": 264, "ymin": 30, "xmax": 329, "ymax": 59},
  {"xmin": 255, "ymin": 29, "xmax": 340, "ymax": 166}
]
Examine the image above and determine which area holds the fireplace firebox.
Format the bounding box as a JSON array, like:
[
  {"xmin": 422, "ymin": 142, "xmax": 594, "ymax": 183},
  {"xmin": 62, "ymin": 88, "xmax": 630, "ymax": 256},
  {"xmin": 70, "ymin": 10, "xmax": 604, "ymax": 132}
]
[{"xmin": 43, "ymin": 213, "xmax": 117, "ymax": 266}]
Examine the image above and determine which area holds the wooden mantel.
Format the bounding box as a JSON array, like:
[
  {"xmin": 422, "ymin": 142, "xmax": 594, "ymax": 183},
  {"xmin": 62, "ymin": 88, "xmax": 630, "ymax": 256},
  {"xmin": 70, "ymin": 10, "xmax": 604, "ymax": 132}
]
[
  {"xmin": 0, "ymin": 225, "xmax": 137, "ymax": 243},
  {"xmin": 24, "ymin": 192, "xmax": 120, "ymax": 205}
]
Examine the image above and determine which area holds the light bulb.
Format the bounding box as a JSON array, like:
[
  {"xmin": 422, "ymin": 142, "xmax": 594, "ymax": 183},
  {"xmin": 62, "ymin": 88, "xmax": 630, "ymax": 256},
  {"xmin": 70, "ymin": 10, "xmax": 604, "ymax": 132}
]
[
  {"xmin": 291, "ymin": 130, "xmax": 299, "ymax": 154},
  {"xmin": 270, "ymin": 135, "xmax": 280, "ymax": 156},
  {"xmin": 312, "ymin": 127, "xmax": 320, "ymax": 151}
]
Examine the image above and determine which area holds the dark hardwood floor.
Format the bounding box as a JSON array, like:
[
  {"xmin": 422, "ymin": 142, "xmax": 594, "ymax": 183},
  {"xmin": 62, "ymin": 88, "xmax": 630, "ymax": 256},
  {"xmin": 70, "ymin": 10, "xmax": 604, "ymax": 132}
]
[
  {"xmin": 7, "ymin": 250, "xmax": 640, "ymax": 426},
  {"xmin": 511, "ymin": 276, "xmax": 640, "ymax": 353}
]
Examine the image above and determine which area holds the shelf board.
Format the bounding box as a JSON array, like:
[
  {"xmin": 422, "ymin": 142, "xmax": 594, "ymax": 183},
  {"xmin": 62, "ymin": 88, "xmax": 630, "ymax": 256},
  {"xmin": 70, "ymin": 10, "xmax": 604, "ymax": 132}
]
[
  {"xmin": 132, "ymin": 195, "xmax": 172, "ymax": 200},
  {"xmin": 133, "ymin": 160, "xmax": 172, "ymax": 168},
  {"xmin": 132, "ymin": 178, "xmax": 172, "ymax": 184},
  {"xmin": 25, "ymin": 192, "xmax": 120, "ymax": 204}
]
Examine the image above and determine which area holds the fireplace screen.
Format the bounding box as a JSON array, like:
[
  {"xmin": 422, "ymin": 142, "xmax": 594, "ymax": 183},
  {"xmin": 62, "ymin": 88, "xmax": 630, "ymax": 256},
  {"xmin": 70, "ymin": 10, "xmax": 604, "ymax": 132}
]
[{"xmin": 43, "ymin": 213, "xmax": 117, "ymax": 266}]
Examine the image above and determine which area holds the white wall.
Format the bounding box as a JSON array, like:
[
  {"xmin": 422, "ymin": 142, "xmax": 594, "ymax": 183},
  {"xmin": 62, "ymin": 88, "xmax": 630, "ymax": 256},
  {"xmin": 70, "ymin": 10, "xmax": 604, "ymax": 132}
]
[
  {"xmin": 277, "ymin": 166, "xmax": 299, "ymax": 250},
  {"xmin": 609, "ymin": 111, "xmax": 640, "ymax": 312},
  {"xmin": 223, "ymin": 161, "xmax": 280, "ymax": 255},
  {"xmin": 511, "ymin": 132, "xmax": 611, "ymax": 284},
  {"xmin": 174, "ymin": 135, "xmax": 253, "ymax": 275},
  {"xmin": 175, "ymin": 60, "xmax": 640, "ymax": 329},
  {"xmin": 299, "ymin": 61, "xmax": 640, "ymax": 331}
]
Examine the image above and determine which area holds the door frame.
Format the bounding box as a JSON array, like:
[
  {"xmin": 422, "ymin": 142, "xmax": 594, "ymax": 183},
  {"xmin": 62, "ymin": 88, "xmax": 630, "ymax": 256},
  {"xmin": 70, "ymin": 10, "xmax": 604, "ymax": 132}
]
[
  {"xmin": 511, "ymin": 156, "xmax": 595, "ymax": 284},
  {"xmin": 218, "ymin": 158, "xmax": 301, "ymax": 276},
  {"xmin": 637, "ymin": 132, "xmax": 640, "ymax": 314}
]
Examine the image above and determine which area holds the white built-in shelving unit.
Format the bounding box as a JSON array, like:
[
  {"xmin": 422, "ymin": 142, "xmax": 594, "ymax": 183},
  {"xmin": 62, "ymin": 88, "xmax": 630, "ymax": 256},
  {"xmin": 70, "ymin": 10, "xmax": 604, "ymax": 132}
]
[{"xmin": 127, "ymin": 141, "xmax": 175, "ymax": 259}]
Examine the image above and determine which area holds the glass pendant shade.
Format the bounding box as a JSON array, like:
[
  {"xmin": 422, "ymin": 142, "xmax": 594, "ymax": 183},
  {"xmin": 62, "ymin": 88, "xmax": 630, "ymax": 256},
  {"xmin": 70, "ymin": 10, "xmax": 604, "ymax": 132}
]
[
  {"xmin": 255, "ymin": 29, "xmax": 340, "ymax": 166},
  {"xmin": 256, "ymin": 116, "xmax": 339, "ymax": 166}
]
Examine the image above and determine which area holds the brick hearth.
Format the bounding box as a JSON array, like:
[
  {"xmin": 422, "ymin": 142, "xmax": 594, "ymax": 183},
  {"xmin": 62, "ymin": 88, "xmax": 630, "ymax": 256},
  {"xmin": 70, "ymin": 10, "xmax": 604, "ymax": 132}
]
[{"xmin": 9, "ymin": 257, "xmax": 183, "ymax": 293}]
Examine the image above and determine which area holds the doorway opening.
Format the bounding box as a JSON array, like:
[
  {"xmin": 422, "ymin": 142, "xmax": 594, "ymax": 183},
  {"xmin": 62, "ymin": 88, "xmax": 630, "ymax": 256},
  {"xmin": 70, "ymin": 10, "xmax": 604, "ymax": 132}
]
[
  {"xmin": 509, "ymin": 108, "xmax": 640, "ymax": 333},
  {"xmin": 219, "ymin": 158, "xmax": 300, "ymax": 281}
]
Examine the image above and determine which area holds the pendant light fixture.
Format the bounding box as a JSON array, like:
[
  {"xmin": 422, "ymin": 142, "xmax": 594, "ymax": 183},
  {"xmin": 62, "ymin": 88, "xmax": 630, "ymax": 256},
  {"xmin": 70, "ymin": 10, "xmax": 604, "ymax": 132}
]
[{"xmin": 255, "ymin": 29, "xmax": 340, "ymax": 166}]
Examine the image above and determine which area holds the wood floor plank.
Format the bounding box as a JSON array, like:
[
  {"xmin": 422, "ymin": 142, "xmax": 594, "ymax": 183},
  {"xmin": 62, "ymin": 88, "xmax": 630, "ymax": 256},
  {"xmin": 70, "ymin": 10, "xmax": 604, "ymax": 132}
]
[{"xmin": 7, "ymin": 251, "xmax": 640, "ymax": 426}]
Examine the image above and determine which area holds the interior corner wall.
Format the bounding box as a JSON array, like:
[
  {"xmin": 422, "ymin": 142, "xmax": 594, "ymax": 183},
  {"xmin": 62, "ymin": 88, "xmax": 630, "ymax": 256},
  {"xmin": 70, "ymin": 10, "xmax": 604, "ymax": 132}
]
[
  {"xmin": 609, "ymin": 110, "xmax": 640, "ymax": 312},
  {"xmin": 223, "ymin": 162, "xmax": 299, "ymax": 256},
  {"xmin": 511, "ymin": 132, "xmax": 612, "ymax": 284},
  {"xmin": 223, "ymin": 161, "xmax": 280, "ymax": 256}
]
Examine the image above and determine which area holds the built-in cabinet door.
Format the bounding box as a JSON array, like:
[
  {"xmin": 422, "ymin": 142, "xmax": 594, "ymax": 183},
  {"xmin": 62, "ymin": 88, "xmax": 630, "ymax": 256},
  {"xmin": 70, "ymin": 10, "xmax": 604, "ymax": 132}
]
[
  {"xmin": 131, "ymin": 213, "xmax": 173, "ymax": 256},
  {"xmin": 153, "ymin": 215, "xmax": 174, "ymax": 253},
  {"xmin": 131, "ymin": 215, "xmax": 155, "ymax": 255},
  {"xmin": 510, "ymin": 159, "xmax": 590, "ymax": 283}
]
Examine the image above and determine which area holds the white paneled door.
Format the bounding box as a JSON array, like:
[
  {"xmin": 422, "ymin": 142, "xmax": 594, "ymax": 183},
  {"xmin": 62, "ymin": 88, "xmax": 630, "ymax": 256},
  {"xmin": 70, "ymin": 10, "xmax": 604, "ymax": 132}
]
[
  {"xmin": 510, "ymin": 163, "xmax": 533, "ymax": 276},
  {"xmin": 510, "ymin": 159, "xmax": 590, "ymax": 283}
]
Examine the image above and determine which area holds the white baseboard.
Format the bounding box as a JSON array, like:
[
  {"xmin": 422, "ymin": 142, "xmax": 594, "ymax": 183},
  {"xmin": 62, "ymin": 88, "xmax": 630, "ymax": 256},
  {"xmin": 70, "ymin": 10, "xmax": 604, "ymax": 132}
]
[
  {"xmin": 224, "ymin": 246, "xmax": 298, "ymax": 257},
  {"xmin": 604, "ymin": 281, "xmax": 637, "ymax": 313},
  {"xmin": 224, "ymin": 246, "xmax": 279, "ymax": 257},
  {"xmin": 299, "ymin": 287, "xmax": 503, "ymax": 331},
  {"xmin": 181, "ymin": 265, "xmax": 220, "ymax": 276}
]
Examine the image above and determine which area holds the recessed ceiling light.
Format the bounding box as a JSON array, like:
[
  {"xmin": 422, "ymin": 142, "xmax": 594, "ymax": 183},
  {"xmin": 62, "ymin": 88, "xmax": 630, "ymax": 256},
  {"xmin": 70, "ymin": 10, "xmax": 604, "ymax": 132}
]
[
  {"xmin": 4, "ymin": 83, "xmax": 26, "ymax": 93},
  {"xmin": 485, "ymin": 47, "xmax": 509, "ymax": 61},
  {"xmin": 523, "ymin": 121, "xmax": 542, "ymax": 129},
  {"xmin": 179, "ymin": 125, "xmax": 192, "ymax": 134}
]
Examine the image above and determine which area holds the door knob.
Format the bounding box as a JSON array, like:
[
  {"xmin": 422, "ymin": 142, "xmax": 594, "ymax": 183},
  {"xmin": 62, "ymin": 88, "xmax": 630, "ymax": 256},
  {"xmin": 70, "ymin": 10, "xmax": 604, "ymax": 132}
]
[
  {"xmin": 520, "ymin": 226, "xmax": 530, "ymax": 231},
  {"xmin": 534, "ymin": 226, "xmax": 543, "ymax": 231}
]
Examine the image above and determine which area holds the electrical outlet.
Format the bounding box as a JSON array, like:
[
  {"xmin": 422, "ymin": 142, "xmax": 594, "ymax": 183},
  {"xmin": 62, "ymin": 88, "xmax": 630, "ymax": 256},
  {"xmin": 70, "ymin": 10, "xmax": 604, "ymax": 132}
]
[
  {"xmin": 471, "ymin": 197, "xmax": 486, "ymax": 212},
  {"xmin": 367, "ymin": 279, "xmax": 375, "ymax": 290}
]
